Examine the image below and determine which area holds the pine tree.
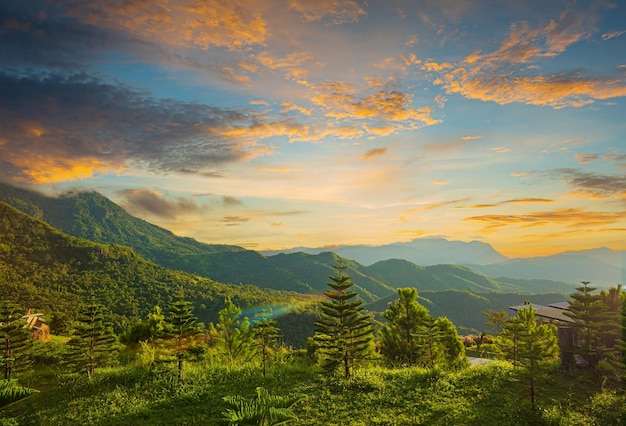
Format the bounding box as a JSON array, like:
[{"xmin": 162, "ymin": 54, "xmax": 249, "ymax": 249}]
[
  {"xmin": 0, "ymin": 303, "xmax": 32, "ymax": 380},
  {"xmin": 379, "ymin": 287, "xmax": 430, "ymax": 367},
  {"xmin": 564, "ymin": 281, "xmax": 607, "ymax": 367},
  {"xmin": 435, "ymin": 316, "xmax": 467, "ymax": 369},
  {"xmin": 165, "ymin": 297, "xmax": 201, "ymax": 384},
  {"xmin": 208, "ymin": 297, "xmax": 255, "ymax": 364},
  {"xmin": 252, "ymin": 312, "xmax": 281, "ymax": 378},
  {"xmin": 416, "ymin": 315, "xmax": 446, "ymax": 368},
  {"xmin": 482, "ymin": 309, "xmax": 509, "ymax": 334},
  {"xmin": 67, "ymin": 301, "xmax": 118, "ymax": 379},
  {"xmin": 314, "ymin": 260, "xmax": 374, "ymax": 378},
  {"xmin": 514, "ymin": 305, "xmax": 558, "ymax": 408}
]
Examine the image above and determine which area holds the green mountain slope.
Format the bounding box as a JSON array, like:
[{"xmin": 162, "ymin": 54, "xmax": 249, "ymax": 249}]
[
  {"xmin": 0, "ymin": 182, "xmax": 245, "ymax": 267},
  {"xmin": 0, "ymin": 202, "xmax": 315, "ymax": 343},
  {"xmin": 364, "ymin": 259, "xmax": 510, "ymax": 293},
  {"xmin": 367, "ymin": 289, "xmax": 569, "ymax": 334},
  {"xmin": 0, "ymin": 182, "xmax": 575, "ymax": 308},
  {"xmin": 175, "ymin": 250, "xmax": 392, "ymax": 303}
]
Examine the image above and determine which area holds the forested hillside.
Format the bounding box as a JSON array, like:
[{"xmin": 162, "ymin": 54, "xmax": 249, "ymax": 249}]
[
  {"xmin": 0, "ymin": 182, "xmax": 246, "ymax": 267},
  {"xmin": 0, "ymin": 183, "xmax": 577, "ymax": 299},
  {"xmin": 0, "ymin": 202, "xmax": 316, "ymax": 344}
]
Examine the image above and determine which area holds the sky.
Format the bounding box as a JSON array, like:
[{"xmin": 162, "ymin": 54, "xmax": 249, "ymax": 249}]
[{"xmin": 1, "ymin": 0, "xmax": 625, "ymax": 258}]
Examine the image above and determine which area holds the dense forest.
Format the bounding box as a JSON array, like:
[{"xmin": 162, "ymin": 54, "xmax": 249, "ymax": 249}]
[{"xmin": 1, "ymin": 186, "xmax": 625, "ymax": 424}]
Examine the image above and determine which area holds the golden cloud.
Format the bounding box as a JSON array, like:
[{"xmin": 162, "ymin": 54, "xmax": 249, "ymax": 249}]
[
  {"xmin": 7, "ymin": 154, "xmax": 123, "ymax": 184},
  {"xmin": 289, "ymin": 0, "xmax": 367, "ymax": 24},
  {"xmin": 281, "ymin": 101, "xmax": 313, "ymax": 116},
  {"xmin": 68, "ymin": 0, "xmax": 268, "ymax": 51},
  {"xmin": 465, "ymin": 208, "xmax": 624, "ymax": 229},
  {"xmin": 431, "ymin": 12, "xmax": 626, "ymax": 108}
]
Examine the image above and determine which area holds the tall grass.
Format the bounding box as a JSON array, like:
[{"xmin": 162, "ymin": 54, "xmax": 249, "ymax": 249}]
[{"xmin": 0, "ymin": 349, "xmax": 623, "ymax": 425}]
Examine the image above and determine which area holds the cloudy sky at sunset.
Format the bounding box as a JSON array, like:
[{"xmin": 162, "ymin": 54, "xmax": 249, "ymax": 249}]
[{"xmin": 1, "ymin": 0, "xmax": 625, "ymax": 257}]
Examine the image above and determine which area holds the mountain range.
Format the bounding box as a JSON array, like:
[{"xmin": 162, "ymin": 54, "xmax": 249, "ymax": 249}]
[
  {"xmin": 263, "ymin": 240, "xmax": 624, "ymax": 288},
  {"xmin": 1, "ymin": 182, "xmax": 622, "ymax": 338}
]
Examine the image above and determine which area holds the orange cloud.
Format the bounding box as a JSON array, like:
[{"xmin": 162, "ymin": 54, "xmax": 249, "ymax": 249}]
[
  {"xmin": 431, "ymin": 12, "xmax": 626, "ymax": 108},
  {"xmin": 8, "ymin": 154, "xmax": 123, "ymax": 184},
  {"xmin": 68, "ymin": 0, "xmax": 268, "ymax": 51},
  {"xmin": 488, "ymin": 146, "xmax": 510, "ymax": 153},
  {"xmin": 254, "ymin": 51, "xmax": 314, "ymax": 81},
  {"xmin": 465, "ymin": 208, "xmax": 624, "ymax": 229},
  {"xmin": 289, "ymin": 0, "xmax": 367, "ymax": 24},
  {"xmin": 467, "ymin": 198, "xmax": 554, "ymax": 208},
  {"xmin": 362, "ymin": 147, "xmax": 388, "ymax": 160},
  {"xmin": 281, "ymin": 101, "xmax": 313, "ymax": 116},
  {"xmin": 575, "ymin": 153, "xmax": 600, "ymax": 164},
  {"xmin": 312, "ymin": 88, "xmax": 439, "ymax": 125}
]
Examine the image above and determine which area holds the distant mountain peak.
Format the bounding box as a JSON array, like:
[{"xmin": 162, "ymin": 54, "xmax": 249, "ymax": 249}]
[{"xmin": 262, "ymin": 237, "xmax": 509, "ymax": 266}]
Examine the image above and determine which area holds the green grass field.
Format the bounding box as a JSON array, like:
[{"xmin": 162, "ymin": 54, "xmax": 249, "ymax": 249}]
[{"xmin": 2, "ymin": 351, "xmax": 623, "ymax": 425}]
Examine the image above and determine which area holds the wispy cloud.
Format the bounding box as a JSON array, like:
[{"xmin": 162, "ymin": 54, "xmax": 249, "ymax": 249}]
[
  {"xmin": 117, "ymin": 189, "xmax": 205, "ymax": 219},
  {"xmin": 575, "ymin": 153, "xmax": 600, "ymax": 164},
  {"xmin": 465, "ymin": 208, "xmax": 624, "ymax": 228},
  {"xmin": 488, "ymin": 146, "xmax": 510, "ymax": 153},
  {"xmin": 362, "ymin": 147, "xmax": 388, "ymax": 160},
  {"xmin": 289, "ymin": 0, "xmax": 367, "ymax": 24},
  {"xmin": 550, "ymin": 169, "xmax": 626, "ymax": 199},
  {"xmin": 466, "ymin": 198, "xmax": 554, "ymax": 209},
  {"xmin": 602, "ymin": 30, "xmax": 626, "ymax": 41}
]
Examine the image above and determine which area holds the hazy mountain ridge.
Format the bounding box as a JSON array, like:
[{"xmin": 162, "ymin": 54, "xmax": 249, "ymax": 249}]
[
  {"xmin": 0, "ymin": 182, "xmax": 587, "ymax": 298},
  {"xmin": 467, "ymin": 252, "xmax": 625, "ymax": 287},
  {"xmin": 262, "ymin": 238, "xmax": 509, "ymax": 266},
  {"xmin": 264, "ymin": 237, "xmax": 624, "ymax": 288},
  {"xmin": 0, "ymin": 185, "xmax": 581, "ymax": 340}
]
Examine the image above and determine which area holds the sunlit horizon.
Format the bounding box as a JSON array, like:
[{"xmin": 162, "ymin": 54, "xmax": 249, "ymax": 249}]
[{"xmin": 1, "ymin": 0, "xmax": 625, "ymax": 259}]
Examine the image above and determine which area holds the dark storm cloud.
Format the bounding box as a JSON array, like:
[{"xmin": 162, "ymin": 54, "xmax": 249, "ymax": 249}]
[{"xmin": 0, "ymin": 72, "xmax": 273, "ymax": 183}]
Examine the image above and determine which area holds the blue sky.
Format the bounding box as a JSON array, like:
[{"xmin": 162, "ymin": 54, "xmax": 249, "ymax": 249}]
[{"xmin": 1, "ymin": 0, "xmax": 625, "ymax": 257}]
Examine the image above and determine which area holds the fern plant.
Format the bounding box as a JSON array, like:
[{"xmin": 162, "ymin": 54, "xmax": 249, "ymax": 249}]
[
  {"xmin": 222, "ymin": 386, "xmax": 305, "ymax": 426},
  {"xmin": 0, "ymin": 380, "xmax": 35, "ymax": 408}
]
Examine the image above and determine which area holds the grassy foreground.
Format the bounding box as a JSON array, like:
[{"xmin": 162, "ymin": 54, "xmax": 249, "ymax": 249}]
[{"xmin": 1, "ymin": 355, "xmax": 624, "ymax": 425}]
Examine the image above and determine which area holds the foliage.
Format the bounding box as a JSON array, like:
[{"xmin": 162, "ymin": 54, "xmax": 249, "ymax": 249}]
[
  {"xmin": 0, "ymin": 302, "xmax": 32, "ymax": 380},
  {"xmin": 379, "ymin": 288, "xmax": 468, "ymax": 369},
  {"xmin": 67, "ymin": 301, "xmax": 119, "ymax": 378},
  {"xmin": 0, "ymin": 379, "xmax": 35, "ymax": 408},
  {"xmin": 120, "ymin": 305, "xmax": 169, "ymax": 345},
  {"xmin": 497, "ymin": 304, "xmax": 559, "ymax": 407},
  {"xmin": 253, "ymin": 313, "xmax": 281, "ymax": 378},
  {"xmin": 222, "ymin": 386, "xmax": 305, "ymax": 426},
  {"xmin": 208, "ymin": 297, "xmax": 255, "ymax": 364},
  {"xmin": 564, "ymin": 282, "xmax": 624, "ymax": 374},
  {"xmin": 379, "ymin": 287, "xmax": 430, "ymax": 366},
  {"xmin": 164, "ymin": 297, "xmax": 202, "ymax": 383},
  {"xmin": 0, "ymin": 202, "xmax": 311, "ymax": 347},
  {"xmin": 1, "ymin": 357, "xmax": 624, "ymax": 425},
  {"xmin": 482, "ymin": 309, "xmax": 509, "ymax": 334},
  {"xmin": 314, "ymin": 260, "xmax": 374, "ymax": 378}
]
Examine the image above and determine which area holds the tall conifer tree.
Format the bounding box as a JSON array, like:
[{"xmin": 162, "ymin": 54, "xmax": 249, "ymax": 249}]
[
  {"xmin": 67, "ymin": 301, "xmax": 118, "ymax": 379},
  {"xmin": 0, "ymin": 303, "xmax": 32, "ymax": 380},
  {"xmin": 314, "ymin": 260, "xmax": 373, "ymax": 378},
  {"xmin": 166, "ymin": 297, "xmax": 201, "ymax": 384}
]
